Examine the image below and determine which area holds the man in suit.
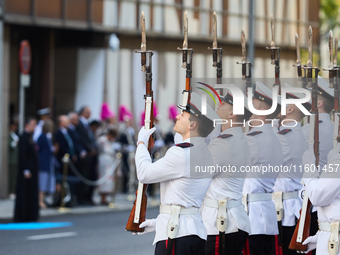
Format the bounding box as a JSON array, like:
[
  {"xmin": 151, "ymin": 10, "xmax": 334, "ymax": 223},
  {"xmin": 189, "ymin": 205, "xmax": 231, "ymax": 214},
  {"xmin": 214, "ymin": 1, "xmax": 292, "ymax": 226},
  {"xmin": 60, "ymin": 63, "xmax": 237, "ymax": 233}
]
[
  {"xmin": 76, "ymin": 106, "xmax": 98, "ymax": 205},
  {"xmin": 14, "ymin": 117, "xmax": 39, "ymax": 222}
]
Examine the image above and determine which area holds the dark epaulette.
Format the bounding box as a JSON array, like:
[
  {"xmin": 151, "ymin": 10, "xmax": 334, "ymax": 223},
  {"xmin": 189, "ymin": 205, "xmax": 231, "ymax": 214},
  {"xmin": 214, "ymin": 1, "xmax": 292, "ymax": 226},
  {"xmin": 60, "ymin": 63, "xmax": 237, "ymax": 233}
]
[
  {"xmin": 217, "ymin": 134, "xmax": 233, "ymax": 139},
  {"xmin": 319, "ymin": 120, "xmax": 323, "ymax": 123},
  {"xmin": 246, "ymin": 131, "xmax": 263, "ymax": 136},
  {"xmin": 278, "ymin": 129, "xmax": 292, "ymax": 135},
  {"xmin": 175, "ymin": 143, "xmax": 194, "ymax": 148}
]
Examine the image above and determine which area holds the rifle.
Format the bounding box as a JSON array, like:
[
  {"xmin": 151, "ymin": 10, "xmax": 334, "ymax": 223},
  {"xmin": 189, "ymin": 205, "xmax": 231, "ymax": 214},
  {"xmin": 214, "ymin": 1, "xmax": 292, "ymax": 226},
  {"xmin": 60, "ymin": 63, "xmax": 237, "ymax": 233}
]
[
  {"xmin": 177, "ymin": 10, "xmax": 193, "ymax": 106},
  {"xmin": 289, "ymin": 26, "xmax": 319, "ymax": 252},
  {"xmin": 236, "ymin": 30, "xmax": 252, "ymax": 133},
  {"xmin": 208, "ymin": 11, "xmax": 223, "ymax": 96},
  {"xmin": 126, "ymin": 11, "xmax": 154, "ymax": 233},
  {"xmin": 266, "ymin": 15, "xmax": 281, "ymax": 89}
]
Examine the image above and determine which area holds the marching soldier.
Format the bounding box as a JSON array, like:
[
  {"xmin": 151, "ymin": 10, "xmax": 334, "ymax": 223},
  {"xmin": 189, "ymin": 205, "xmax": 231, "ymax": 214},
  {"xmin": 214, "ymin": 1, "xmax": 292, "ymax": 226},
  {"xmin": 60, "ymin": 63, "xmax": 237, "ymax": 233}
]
[
  {"xmin": 301, "ymin": 76, "xmax": 334, "ymax": 244},
  {"xmin": 273, "ymin": 83, "xmax": 310, "ymax": 254},
  {"xmin": 136, "ymin": 92, "xmax": 218, "ymax": 255},
  {"xmin": 301, "ymin": 142, "xmax": 340, "ymax": 255},
  {"xmin": 202, "ymin": 91, "xmax": 252, "ymax": 255},
  {"xmin": 243, "ymin": 81, "xmax": 283, "ymax": 255},
  {"xmin": 301, "ymin": 76, "xmax": 334, "ymax": 169}
]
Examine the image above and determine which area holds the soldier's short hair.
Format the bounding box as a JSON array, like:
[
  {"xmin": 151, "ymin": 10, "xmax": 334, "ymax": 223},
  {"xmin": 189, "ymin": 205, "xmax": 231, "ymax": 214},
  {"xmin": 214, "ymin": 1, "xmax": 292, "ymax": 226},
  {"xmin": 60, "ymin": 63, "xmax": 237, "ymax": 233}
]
[
  {"xmin": 190, "ymin": 115, "xmax": 214, "ymax": 138},
  {"xmin": 319, "ymin": 95, "xmax": 334, "ymax": 113}
]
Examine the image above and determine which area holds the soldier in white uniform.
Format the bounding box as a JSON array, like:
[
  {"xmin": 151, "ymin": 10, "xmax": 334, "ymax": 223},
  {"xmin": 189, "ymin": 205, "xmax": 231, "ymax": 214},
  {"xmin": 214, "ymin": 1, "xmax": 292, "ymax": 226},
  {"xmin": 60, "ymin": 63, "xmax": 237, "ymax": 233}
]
[
  {"xmin": 136, "ymin": 92, "xmax": 219, "ymax": 255},
  {"xmin": 202, "ymin": 91, "xmax": 252, "ymax": 255},
  {"xmin": 301, "ymin": 76, "xmax": 334, "ymax": 245},
  {"xmin": 302, "ymin": 76, "xmax": 334, "ymax": 169},
  {"xmin": 301, "ymin": 142, "xmax": 340, "ymax": 255},
  {"xmin": 273, "ymin": 83, "xmax": 310, "ymax": 255},
  {"xmin": 243, "ymin": 81, "xmax": 283, "ymax": 255}
]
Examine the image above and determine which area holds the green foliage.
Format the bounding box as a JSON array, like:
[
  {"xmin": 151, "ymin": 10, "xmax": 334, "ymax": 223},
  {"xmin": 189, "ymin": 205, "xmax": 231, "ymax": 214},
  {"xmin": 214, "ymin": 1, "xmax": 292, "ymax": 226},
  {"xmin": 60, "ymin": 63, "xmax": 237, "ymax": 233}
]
[{"xmin": 320, "ymin": 0, "xmax": 340, "ymax": 38}]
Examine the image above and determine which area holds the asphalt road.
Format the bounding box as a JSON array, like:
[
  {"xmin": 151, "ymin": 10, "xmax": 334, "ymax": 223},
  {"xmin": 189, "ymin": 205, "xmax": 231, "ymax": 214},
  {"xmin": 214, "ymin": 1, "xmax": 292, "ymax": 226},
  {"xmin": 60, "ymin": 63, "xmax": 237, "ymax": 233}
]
[{"xmin": 0, "ymin": 208, "xmax": 159, "ymax": 255}]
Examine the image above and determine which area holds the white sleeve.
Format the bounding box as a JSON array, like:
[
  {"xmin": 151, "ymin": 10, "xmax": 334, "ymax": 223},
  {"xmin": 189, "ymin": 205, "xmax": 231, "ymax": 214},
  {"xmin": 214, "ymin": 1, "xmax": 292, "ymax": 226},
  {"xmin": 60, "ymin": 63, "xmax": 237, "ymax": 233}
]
[
  {"xmin": 247, "ymin": 137, "xmax": 258, "ymax": 166},
  {"xmin": 304, "ymin": 149, "xmax": 340, "ymax": 207},
  {"xmin": 135, "ymin": 145, "xmax": 187, "ymax": 184}
]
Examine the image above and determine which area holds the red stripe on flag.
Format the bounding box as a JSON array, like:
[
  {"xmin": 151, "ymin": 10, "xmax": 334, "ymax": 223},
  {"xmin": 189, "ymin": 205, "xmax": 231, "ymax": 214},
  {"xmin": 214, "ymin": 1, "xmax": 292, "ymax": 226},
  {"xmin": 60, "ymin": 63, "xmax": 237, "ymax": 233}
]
[
  {"xmin": 243, "ymin": 238, "xmax": 250, "ymax": 255},
  {"xmin": 215, "ymin": 235, "xmax": 219, "ymax": 255}
]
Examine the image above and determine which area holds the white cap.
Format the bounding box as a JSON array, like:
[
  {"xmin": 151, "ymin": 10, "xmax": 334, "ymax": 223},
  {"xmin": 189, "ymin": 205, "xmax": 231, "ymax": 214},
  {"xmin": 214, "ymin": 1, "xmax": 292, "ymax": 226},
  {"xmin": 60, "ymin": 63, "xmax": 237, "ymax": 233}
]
[
  {"xmin": 254, "ymin": 81, "xmax": 281, "ymax": 105},
  {"xmin": 284, "ymin": 83, "xmax": 312, "ymax": 110},
  {"xmin": 37, "ymin": 107, "xmax": 50, "ymax": 116},
  {"xmin": 318, "ymin": 76, "xmax": 334, "ymax": 101},
  {"xmin": 221, "ymin": 88, "xmax": 251, "ymax": 117},
  {"xmin": 177, "ymin": 92, "xmax": 220, "ymax": 122}
]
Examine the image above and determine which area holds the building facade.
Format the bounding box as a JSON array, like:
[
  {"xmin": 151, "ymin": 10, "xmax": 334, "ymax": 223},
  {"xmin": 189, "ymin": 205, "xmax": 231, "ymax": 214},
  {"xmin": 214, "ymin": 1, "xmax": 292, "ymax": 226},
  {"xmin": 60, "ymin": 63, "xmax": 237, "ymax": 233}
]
[{"xmin": 0, "ymin": 0, "xmax": 319, "ymax": 198}]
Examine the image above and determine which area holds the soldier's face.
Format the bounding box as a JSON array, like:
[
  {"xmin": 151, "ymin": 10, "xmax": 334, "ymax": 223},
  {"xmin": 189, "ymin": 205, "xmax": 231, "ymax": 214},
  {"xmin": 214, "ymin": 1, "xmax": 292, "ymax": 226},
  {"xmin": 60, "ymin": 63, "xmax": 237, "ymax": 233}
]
[
  {"xmin": 216, "ymin": 101, "xmax": 233, "ymax": 119},
  {"xmin": 173, "ymin": 111, "xmax": 190, "ymax": 135}
]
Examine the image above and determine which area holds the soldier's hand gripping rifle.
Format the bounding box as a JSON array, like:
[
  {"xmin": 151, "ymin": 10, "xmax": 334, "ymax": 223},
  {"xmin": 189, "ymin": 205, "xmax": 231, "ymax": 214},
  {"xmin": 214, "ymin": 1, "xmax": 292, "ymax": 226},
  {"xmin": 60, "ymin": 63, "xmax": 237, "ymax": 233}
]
[
  {"xmin": 126, "ymin": 11, "xmax": 154, "ymax": 233},
  {"xmin": 207, "ymin": 11, "xmax": 223, "ymax": 95},
  {"xmin": 177, "ymin": 10, "xmax": 194, "ymax": 106},
  {"xmin": 236, "ymin": 30, "xmax": 252, "ymax": 133},
  {"xmin": 289, "ymin": 26, "xmax": 319, "ymax": 252},
  {"xmin": 266, "ymin": 15, "xmax": 281, "ymax": 90}
]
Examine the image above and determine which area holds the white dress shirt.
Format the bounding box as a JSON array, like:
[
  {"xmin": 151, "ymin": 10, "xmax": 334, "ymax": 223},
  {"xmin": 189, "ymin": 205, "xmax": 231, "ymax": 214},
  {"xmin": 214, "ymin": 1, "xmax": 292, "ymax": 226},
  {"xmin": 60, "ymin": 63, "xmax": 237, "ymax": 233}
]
[
  {"xmin": 303, "ymin": 148, "xmax": 340, "ymax": 255},
  {"xmin": 243, "ymin": 124, "xmax": 283, "ymax": 235},
  {"xmin": 136, "ymin": 137, "xmax": 213, "ymax": 244},
  {"xmin": 274, "ymin": 122, "xmax": 308, "ymax": 226},
  {"xmin": 202, "ymin": 127, "xmax": 251, "ymax": 235}
]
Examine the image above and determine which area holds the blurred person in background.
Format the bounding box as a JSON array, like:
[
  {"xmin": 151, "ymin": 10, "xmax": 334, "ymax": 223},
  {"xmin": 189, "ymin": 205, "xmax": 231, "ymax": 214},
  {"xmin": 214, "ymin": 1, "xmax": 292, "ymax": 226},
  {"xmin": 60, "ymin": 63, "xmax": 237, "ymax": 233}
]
[
  {"xmin": 97, "ymin": 128, "xmax": 118, "ymax": 205},
  {"xmin": 77, "ymin": 106, "xmax": 98, "ymax": 205},
  {"xmin": 37, "ymin": 120, "xmax": 56, "ymax": 209},
  {"xmin": 14, "ymin": 117, "xmax": 39, "ymax": 222},
  {"xmin": 33, "ymin": 108, "xmax": 50, "ymax": 142},
  {"xmin": 8, "ymin": 119, "xmax": 19, "ymax": 198},
  {"xmin": 117, "ymin": 105, "xmax": 135, "ymax": 194},
  {"xmin": 163, "ymin": 105, "xmax": 178, "ymax": 147},
  {"xmin": 97, "ymin": 102, "xmax": 117, "ymax": 137},
  {"xmin": 54, "ymin": 115, "xmax": 80, "ymax": 207}
]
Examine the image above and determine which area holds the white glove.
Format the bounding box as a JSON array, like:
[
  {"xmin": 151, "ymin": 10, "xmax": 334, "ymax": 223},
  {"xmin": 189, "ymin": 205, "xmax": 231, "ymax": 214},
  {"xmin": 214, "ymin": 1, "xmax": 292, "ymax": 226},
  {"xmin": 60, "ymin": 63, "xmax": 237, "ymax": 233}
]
[
  {"xmin": 302, "ymin": 231, "xmax": 319, "ymax": 253},
  {"xmin": 137, "ymin": 127, "xmax": 156, "ymax": 146},
  {"xmin": 137, "ymin": 218, "xmax": 157, "ymax": 235}
]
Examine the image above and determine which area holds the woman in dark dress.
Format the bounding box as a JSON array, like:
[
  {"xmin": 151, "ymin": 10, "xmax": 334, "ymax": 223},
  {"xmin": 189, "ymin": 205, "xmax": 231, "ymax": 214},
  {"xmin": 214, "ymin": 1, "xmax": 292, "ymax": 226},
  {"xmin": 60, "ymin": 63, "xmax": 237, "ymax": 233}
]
[{"xmin": 14, "ymin": 117, "xmax": 39, "ymax": 222}]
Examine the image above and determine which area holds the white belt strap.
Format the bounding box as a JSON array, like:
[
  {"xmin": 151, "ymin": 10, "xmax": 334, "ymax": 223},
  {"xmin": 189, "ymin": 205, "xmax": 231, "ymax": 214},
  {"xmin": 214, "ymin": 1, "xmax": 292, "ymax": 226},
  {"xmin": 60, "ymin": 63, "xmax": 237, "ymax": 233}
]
[
  {"xmin": 272, "ymin": 191, "xmax": 299, "ymax": 222},
  {"xmin": 203, "ymin": 198, "xmax": 242, "ymax": 209},
  {"xmin": 242, "ymin": 193, "xmax": 273, "ymax": 214},
  {"xmin": 217, "ymin": 200, "xmax": 227, "ymax": 232},
  {"xmin": 319, "ymin": 221, "xmax": 340, "ymax": 255},
  {"xmin": 160, "ymin": 205, "xmax": 199, "ymax": 239},
  {"xmin": 160, "ymin": 205, "xmax": 199, "ymax": 215},
  {"xmin": 273, "ymin": 192, "xmax": 284, "ymax": 221}
]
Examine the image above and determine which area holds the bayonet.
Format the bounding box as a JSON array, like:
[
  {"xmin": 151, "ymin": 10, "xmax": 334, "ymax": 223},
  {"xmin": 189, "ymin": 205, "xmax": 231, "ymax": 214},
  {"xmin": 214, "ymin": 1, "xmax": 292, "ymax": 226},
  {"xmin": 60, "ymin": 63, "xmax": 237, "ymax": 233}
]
[
  {"xmin": 295, "ymin": 33, "xmax": 302, "ymax": 79},
  {"xmin": 266, "ymin": 14, "xmax": 281, "ymax": 86},
  {"xmin": 307, "ymin": 26, "xmax": 313, "ymax": 68},
  {"xmin": 212, "ymin": 12, "xmax": 217, "ymax": 50},
  {"xmin": 241, "ymin": 30, "xmax": 246, "ymax": 63},
  {"xmin": 270, "ymin": 14, "xmax": 275, "ymax": 48},
  {"xmin": 329, "ymin": 30, "xmax": 334, "ymax": 69},
  {"xmin": 140, "ymin": 11, "xmax": 146, "ymax": 72},
  {"xmin": 181, "ymin": 11, "xmax": 188, "ymax": 68},
  {"xmin": 334, "ymin": 36, "xmax": 338, "ymax": 67}
]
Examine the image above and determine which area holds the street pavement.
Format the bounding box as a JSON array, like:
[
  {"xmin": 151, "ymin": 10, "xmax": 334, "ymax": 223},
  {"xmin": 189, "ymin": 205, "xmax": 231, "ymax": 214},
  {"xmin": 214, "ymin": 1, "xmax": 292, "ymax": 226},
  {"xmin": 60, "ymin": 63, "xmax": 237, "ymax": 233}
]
[{"xmin": 0, "ymin": 207, "xmax": 159, "ymax": 255}]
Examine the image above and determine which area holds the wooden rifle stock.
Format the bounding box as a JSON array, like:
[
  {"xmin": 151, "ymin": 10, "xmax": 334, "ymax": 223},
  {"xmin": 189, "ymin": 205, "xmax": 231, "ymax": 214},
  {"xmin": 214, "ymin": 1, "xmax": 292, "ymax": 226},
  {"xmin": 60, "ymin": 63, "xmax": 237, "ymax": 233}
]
[{"xmin": 126, "ymin": 184, "xmax": 148, "ymax": 232}]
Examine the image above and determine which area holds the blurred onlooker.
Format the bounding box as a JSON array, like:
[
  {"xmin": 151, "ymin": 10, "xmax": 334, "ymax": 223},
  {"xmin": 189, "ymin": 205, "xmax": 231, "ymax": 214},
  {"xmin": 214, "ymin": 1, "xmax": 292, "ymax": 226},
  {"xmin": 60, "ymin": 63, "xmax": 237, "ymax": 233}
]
[
  {"xmin": 117, "ymin": 105, "xmax": 136, "ymax": 193},
  {"xmin": 33, "ymin": 108, "xmax": 50, "ymax": 142},
  {"xmin": 14, "ymin": 117, "xmax": 39, "ymax": 222},
  {"xmin": 97, "ymin": 102, "xmax": 117, "ymax": 137},
  {"xmin": 77, "ymin": 106, "xmax": 98, "ymax": 205},
  {"xmin": 163, "ymin": 104, "xmax": 178, "ymax": 147},
  {"xmin": 54, "ymin": 115, "xmax": 80, "ymax": 206},
  {"xmin": 68, "ymin": 111, "xmax": 87, "ymax": 159},
  {"xmin": 97, "ymin": 129, "xmax": 118, "ymax": 205},
  {"xmin": 8, "ymin": 119, "xmax": 19, "ymax": 197},
  {"xmin": 89, "ymin": 120, "xmax": 101, "ymax": 138},
  {"xmin": 37, "ymin": 120, "xmax": 56, "ymax": 209}
]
